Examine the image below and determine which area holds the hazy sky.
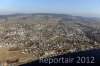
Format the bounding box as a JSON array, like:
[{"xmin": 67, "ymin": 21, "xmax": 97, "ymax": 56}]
[{"xmin": 0, "ymin": 0, "xmax": 100, "ymax": 17}]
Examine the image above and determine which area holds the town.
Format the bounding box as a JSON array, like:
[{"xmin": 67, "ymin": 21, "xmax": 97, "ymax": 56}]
[{"xmin": 0, "ymin": 13, "xmax": 100, "ymax": 65}]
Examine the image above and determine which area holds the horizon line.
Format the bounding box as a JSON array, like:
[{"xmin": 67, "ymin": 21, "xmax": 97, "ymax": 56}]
[{"xmin": 0, "ymin": 12, "xmax": 100, "ymax": 18}]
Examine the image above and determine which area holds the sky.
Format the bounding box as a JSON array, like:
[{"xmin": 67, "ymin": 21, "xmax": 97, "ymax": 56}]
[{"xmin": 0, "ymin": 0, "xmax": 100, "ymax": 17}]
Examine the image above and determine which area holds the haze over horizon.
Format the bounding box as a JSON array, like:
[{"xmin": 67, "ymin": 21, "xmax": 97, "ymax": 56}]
[{"xmin": 0, "ymin": 0, "xmax": 100, "ymax": 17}]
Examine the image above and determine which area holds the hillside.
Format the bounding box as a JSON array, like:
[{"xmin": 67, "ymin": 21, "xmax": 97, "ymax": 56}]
[{"xmin": 0, "ymin": 13, "xmax": 100, "ymax": 65}]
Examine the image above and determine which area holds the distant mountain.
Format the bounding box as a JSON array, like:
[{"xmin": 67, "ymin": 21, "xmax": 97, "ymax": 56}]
[{"xmin": 0, "ymin": 13, "xmax": 99, "ymax": 23}]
